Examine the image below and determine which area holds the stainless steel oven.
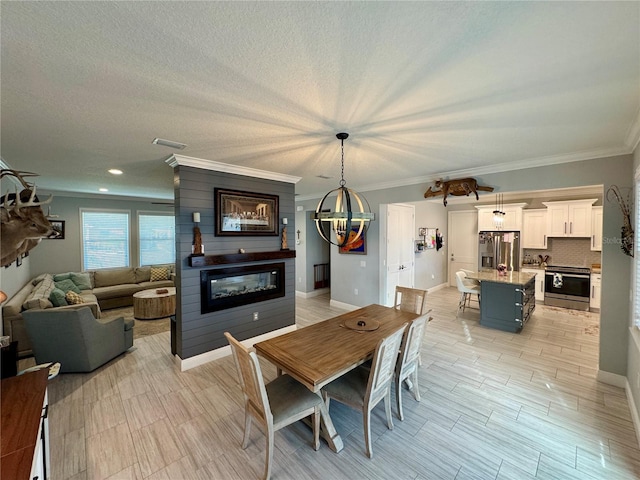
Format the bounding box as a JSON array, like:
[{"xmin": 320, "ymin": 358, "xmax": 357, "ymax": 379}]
[{"xmin": 544, "ymin": 265, "xmax": 591, "ymax": 311}]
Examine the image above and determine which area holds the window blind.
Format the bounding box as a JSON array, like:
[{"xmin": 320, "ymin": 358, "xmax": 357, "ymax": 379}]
[
  {"xmin": 82, "ymin": 211, "xmax": 130, "ymax": 270},
  {"xmin": 139, "ymin": 214, "xmax": 175, "ymax": 266}
]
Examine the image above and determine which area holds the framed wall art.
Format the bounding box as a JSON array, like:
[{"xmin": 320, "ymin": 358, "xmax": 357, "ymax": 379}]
[
  {"xmin": 215, "ymin": 188, "xmax": 279, "ymax": 236},
  {"xmin": 338, "ymin": 227, "xmax": 367, "ymax": 254},
  {"xmin": 47, "ymin": 220, "xmax": 65, "ymax": 239}
]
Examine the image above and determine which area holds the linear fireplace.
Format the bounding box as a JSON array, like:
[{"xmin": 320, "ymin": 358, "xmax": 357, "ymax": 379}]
[{"xmin": 200, "ymin": 262, "xmax": 285, "ymax": 314}]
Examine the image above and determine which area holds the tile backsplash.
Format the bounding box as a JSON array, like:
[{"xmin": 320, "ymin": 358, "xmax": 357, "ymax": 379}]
[{"xmin": 524, "ymin": 237, "xmax": 601, "ymax": 267}]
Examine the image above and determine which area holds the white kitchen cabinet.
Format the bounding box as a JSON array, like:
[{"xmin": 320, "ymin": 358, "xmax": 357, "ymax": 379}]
[
  {"xmin": 522, "ymin": 268, "xmax": 545, "ymax": 302},
  {"xmin": 476, "ymin": 203, "xmax": 527, "ymax": 232},
  {"xmin": 522, "ymin": 209, "xmax": 547, "ymax": 249},
  {"xmin": 543, "ymin": 199, "xmax": 596, "ymax": 237},
  {"xmin": 590, "ymin": 272, "xmax": 601, "ymax": 310},
  {"xmin": 591, "ymin": 206, "xmax": 603, "ymax": 251}
]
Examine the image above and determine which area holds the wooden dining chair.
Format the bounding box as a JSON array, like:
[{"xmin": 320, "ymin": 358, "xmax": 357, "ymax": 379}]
[
  {"xmin": 394, "ymin": 286, "xmax": 428, "ymax": 315},
  {"xmin": 321, "ymin": 324, "xmax": 407, "ymax": 458},
  {"xmin": 394, "ymin": 314, "xmax": 431, "ymax": 421},
  {"xmin": 224, "ymin": 332, "xmax": 323, "ymax": 480}
]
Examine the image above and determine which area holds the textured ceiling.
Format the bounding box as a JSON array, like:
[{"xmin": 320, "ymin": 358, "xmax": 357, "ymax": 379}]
[{"xmin": 1, "ymin": 2, "xmax": 639, "ymax": 201}]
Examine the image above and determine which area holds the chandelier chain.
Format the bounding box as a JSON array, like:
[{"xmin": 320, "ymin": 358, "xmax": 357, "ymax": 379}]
[{"xmin": 340, "ymin": 139, "xmax": 346, "ymax": 187}]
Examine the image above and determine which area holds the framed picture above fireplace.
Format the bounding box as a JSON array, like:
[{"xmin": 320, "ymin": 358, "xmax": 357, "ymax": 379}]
[{"xmin": 215, "ymin": 188, "xmax": 279, "ymax": 236}]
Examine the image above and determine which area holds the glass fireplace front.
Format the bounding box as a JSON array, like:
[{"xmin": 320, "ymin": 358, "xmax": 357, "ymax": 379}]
[{"xmin": 200, "ymin": 262, "xmax": 285, "ymax": 314}]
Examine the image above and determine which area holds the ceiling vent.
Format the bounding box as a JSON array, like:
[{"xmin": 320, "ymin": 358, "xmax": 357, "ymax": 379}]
[{"xmin": 152, "ymin": 138, "xmax": 187, "ymax": 150}]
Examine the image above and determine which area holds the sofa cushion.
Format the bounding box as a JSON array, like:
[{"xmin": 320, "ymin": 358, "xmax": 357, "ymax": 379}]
[
  {"xmin": 70, "ymin": 272, "xmax": 92, "ymax": 290},
  {"xmin": 49, "ymin": 288, "xmax": 69, "ymax": 307},
  {"xmin": 65, "ymin": 291, "xmax": 84, "ymax": 305},
  {"xmin": 92, "ymin": 284, "xmax": 141, "ymax": 300},
  {"xmin": 94, "ymin": 268, "xmax": 136, "ymax": 288},
  {"xmin": 23, "ymin": 274, "xmax": 55, "ymax": 310},
  {"xmin": 55, "ymin": 278, "xmax": 81, "ymax": 294},
  {"xmin": 135, "ymin": 266, "xmax": 151, "ymax": 283},
  {"xmin": 53, "ymin": 272, "xmax": 72, "ymax": 282},
  {"xmin": 150, "ymin": 267, "xmax": 170, "ymax": 281}
]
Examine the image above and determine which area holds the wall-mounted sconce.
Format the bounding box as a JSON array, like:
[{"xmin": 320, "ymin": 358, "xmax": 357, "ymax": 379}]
[{"xmin": 192, "ymin": 212, "xmax": 203, "ymax": 256}]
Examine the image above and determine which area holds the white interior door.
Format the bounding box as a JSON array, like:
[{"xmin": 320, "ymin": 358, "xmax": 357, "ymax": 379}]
[
  {"xmin": 448, "ymin": 210, "xmax": 478, "ymax": 286},
  {"xmin": 383, "ymin": 203, "xmax": 415, "ymax": 306}
]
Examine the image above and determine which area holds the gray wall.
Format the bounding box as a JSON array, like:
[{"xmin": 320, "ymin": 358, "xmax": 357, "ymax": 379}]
[
  {"xmin": 174, "ymin": 165, "xmax": 296, "ymax": 359},
  {"xmin": 294, "ymin": 209, "xmax": 329, "ymax": 293},
  {"xmin": 296, "ymin": 154, "xmax": 633, "ymax": 378},
  {"xmin": 412, "ymin": 200, "xmax": 449, "ymax": 289},
  {"xmin": 627, "ymin": 145, "xmax": 640, "ymax": 424},
  {"xmin": 26, "ymin": 195, "xmax": 175, "ymax": 276}
]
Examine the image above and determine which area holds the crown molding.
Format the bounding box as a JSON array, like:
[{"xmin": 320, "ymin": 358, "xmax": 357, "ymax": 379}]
[
  {"xmin": 625, "ymin": 106, "xmax": 640, "ymax": 152},
  {"xmin": 295, "ymin": 145, "xmax": 631, "ymax": 202},
  {"xmin": 166, "ymin": 154, "xmax": 301, "ymax": 184}
]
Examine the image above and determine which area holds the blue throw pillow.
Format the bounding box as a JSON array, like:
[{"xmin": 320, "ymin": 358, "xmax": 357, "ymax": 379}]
[
  {"xmin": 54, "ymin": 278, "xmax": 81, "ymax": 294},
  {"xmin": 49, "ymin": 288, "xmax": 68, "ymax": 307},
  {"xmin": 70, "ymin": 272, "xmax": 92, "ymax": 290}
]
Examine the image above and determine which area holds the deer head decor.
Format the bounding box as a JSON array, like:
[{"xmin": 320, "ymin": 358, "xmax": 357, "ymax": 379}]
[
  {"xmin": 606, "ymin": 185, "xmax": 633, "ymax": 257},
  {"xmin": 1, "ymin": 169, "xmax": 54, "ymax": 267}
]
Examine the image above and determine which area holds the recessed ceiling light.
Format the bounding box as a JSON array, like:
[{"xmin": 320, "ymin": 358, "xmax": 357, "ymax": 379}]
[
  {"xmin": 152, "ymin": 138, "xmax": 187, "ymax": 150},
  {"xmin": 99, "ymin": 188, "xmax": 109, "ymax": 192},
  {"xmin": 108, "ymin": 169, "xmax": 123, "ymax": 175}
]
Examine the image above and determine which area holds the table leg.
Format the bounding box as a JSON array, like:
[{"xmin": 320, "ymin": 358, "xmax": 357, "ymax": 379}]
[{"xmin": 318, "ymin": 401, "xmax": 343, "ymax": 452}]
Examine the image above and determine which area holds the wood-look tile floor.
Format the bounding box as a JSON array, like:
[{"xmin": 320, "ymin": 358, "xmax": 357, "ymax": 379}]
[{"xmin": 21, "ymin": 288, "xmax": 640, "ymax": 479}]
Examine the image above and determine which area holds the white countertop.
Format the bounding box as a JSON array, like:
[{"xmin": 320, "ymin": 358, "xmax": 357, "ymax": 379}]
[{"xmin": 468, "ymin": 270, "xmax": 537, "ymax": 285}]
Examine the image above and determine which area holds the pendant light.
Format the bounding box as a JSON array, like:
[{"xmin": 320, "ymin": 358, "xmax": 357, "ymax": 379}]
[
  {"xmin": 314, "ymin": 133, "xmax": 375, "ymax": 247},
  {"xmin": 493, "ymin": 193, "xmax": 505, "ymax": 228}
]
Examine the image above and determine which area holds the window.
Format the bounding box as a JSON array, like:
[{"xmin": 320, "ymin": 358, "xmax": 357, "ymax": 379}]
[
  {"xmin": 81, "ymin": 210, "xmax": 130, "ymax": 270},
  {"xmin": 138, "ymin": 213, "xmax": 175, "ymax": 266}
]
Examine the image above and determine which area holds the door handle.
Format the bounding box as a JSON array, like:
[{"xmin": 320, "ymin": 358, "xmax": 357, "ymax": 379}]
[
  {"xmin": 564, "ymin": 222, "xmax": 567, "ymax": 234},
  {"xmin": 570, "ymin": 222, "xmax": 573, "ymax": 234}
]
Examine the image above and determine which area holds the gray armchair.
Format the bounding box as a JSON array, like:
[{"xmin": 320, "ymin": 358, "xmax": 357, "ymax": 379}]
[{"xmin": 22, "ymin": 306, "xmax": 134, "ymax": 373}]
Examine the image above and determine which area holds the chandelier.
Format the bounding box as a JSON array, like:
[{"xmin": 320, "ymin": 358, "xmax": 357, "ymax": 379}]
[{"xmin": 314, "ymin": 133, "xmax": 375, "ymax": 247}]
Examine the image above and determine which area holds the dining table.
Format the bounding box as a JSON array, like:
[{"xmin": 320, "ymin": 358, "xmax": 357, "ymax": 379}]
[{"xmin": 253, "ymin": 303, "xmax": 419, "ymax": 453}]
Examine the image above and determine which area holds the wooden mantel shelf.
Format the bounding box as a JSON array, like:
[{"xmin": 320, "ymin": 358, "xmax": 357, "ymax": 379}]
[{"xmin": 188, "ymin": 250, "xmax": 296, "ymax": 267}]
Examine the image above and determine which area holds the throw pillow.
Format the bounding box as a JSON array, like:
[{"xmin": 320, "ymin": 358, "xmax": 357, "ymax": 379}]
[
  {"xmin": 54, "ymin": 278, "xmax": 81, "ymax": 294},
  {"xmin": 65, "ymin": 291, "xmax": 84, "ymax": 305},
  {"xmin": 150, "ymin": 267, "xmax": 169, "ymax": 282},
  {"xmin": 49, "ymin": 288, "xmax": 69, "ymax": 307},
  {"xmin": 53, "ymin": 272, "xmax": 72, "ymax": 282},
  {"xmin": 70, "ymin": 272, "xmax": 92, "ymax": 290}
]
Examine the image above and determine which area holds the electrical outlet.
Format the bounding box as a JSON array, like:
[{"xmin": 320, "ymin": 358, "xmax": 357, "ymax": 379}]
[
  {"xmin": 431, "ymin": 274, "xmax": 435, "ymax": 279},
  {"xmin": 298, "ymin": 277, "xmax": 302, "ymax": 283},
  {"xmin": 636, "ymin": 372, "xmax": 640, "ymax": 390},
  {"xmin": 253, "ymin": 312, "xmax": 259, "ymax": 321},
  {"xmin": 354, "ymin": 288, "xmax": 358, "ymax": 295},
  {"xmin": 360, "ymin": 260, "xmax": 366, "ymax": 267}
]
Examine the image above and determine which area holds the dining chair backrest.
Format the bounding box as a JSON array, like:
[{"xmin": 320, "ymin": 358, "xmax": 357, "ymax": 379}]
[
  {"xmin": 367, "ymin": 324, "xmax": 407, "ymax": 402},
  {"xmin": 224, "ymin": 332, "xmax": 271, "ymax": 424},
  {"xmin": 397, "ymin": 314, "xmax": 429, "ymax": 373},
  {"xmin": 394, "ymin": 314, "xmax": 431, "ymax": 420},
  {"xmin": 394, "ymin": 286, "xmax": 428, "ymax": 315}
]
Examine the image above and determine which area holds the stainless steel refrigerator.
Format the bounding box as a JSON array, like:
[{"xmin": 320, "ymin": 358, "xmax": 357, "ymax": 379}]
[{"xmin": 478, "ymin": 231, "xmax": 520, "ymax": 271}]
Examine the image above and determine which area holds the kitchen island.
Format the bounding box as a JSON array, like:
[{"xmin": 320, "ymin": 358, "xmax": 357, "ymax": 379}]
[{"xmin": 471, "ymin": 270, "xmax": 536, "ymax": 333}]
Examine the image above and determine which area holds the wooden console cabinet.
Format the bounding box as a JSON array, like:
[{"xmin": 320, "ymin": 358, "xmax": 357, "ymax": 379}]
[{"xmin": 1, "ymin": 369, "xmax": 50, "ymax": 480}]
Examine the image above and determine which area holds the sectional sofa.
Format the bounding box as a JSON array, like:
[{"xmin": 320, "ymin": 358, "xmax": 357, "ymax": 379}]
[{"xmin": 2, "ymin": 264, "xmax": 174, "ymax": 357}]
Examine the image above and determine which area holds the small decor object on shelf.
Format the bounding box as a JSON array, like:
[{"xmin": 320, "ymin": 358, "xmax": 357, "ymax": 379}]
[
  {"xmin": 423, "ymin": 177, "xmax": 494, "ymax": 206},
  {"xmin": 281, "ymin": 226, "xmax": 289, "ymax": 251}
]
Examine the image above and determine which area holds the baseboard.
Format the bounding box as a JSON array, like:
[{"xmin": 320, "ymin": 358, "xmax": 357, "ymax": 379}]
[
  {"xmin": 175, "ymin": 324, "xmax": 298, "ymax": 371},
  {"xmin": 329, "ymin": 299, "xmax": 360, "ymax": 311},
  {"xmin": 625, "ymin": 378, "xmax": 640, "ymax": 449},
  {"xmin": 427, "ymin": 282, "xmax": 449, "ymax": 293},
  {"xmin": 295, "ymin": 288, "xmax": 330, "ymax": 299},
  {"xmin": 596, "ymin": 369, "xmax": 627, "ymax": 388}
]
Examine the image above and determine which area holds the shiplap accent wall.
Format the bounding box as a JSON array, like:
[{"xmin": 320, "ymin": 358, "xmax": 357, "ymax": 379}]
[{"xmin": 173, "ymin": 165, "xmax": 296, "ymax": 359}]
